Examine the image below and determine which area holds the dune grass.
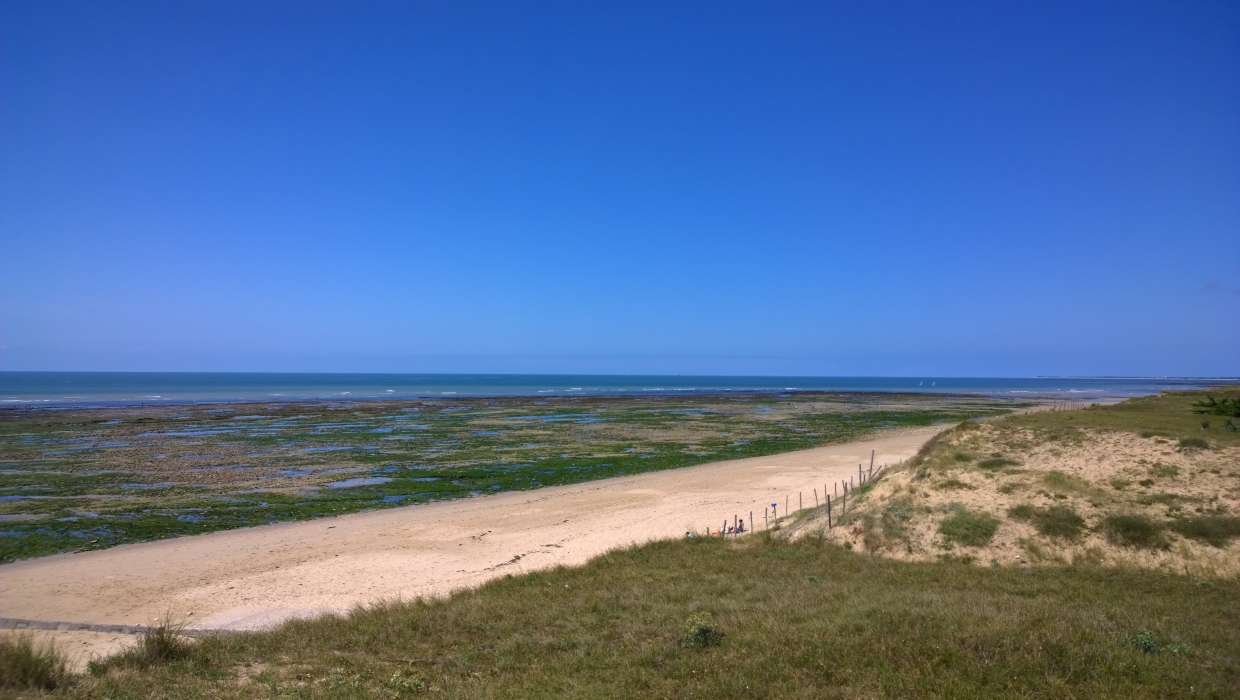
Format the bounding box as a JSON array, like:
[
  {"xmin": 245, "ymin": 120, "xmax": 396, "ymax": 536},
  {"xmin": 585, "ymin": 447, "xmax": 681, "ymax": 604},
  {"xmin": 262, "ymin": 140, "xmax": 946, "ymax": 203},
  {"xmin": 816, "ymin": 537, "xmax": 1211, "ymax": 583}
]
[
  {"xmin": 1170, "ymin": 516, "xmax": 1240, "ymax": 548},
  {"xmin": 1099, "ymin": 514, "xmax": 1168, "ymax": 550},
  {"xmin": 0, "ymin": 634, "xmax": 70, "ymax": 692},
  {"xmin": 1006, "ymin": 389, "xmax": 1240, "ymax": 448},
  {"xmin": 11, "ymin": 533, "xmax": 1235, "ymax": 699},
  {"xmin": 937, "ymin": 506, "xmax": 999, "ymax": 546},
  {"xmin": 1007, "ymin": 504, "xmax": 1086, "ymax": 539}
]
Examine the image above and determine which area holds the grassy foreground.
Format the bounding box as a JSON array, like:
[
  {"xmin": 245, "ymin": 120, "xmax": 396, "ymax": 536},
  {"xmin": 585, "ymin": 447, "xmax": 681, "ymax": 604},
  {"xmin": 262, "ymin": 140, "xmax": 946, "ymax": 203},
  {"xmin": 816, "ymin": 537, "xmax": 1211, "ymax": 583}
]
[{"xmin": 8, "ymin": 533, "xmax": 1240, "ymax": 698}]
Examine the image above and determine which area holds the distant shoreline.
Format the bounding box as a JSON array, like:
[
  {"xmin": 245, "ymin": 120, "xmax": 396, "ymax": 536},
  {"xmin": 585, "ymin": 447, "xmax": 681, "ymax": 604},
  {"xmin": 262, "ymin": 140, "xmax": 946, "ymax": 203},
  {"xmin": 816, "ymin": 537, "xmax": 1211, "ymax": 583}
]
[{"xmin": 2, "ymin": 372, "xmax": 1235, "ymax": 407}]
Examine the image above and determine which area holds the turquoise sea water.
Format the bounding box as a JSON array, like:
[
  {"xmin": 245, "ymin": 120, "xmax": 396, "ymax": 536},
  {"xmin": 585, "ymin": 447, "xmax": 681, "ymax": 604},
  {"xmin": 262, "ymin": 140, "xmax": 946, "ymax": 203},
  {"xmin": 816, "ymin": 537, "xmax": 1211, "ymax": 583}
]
[{"xmin": 1, "ymin": 372, "xmax": 1235, "ymax": 406}]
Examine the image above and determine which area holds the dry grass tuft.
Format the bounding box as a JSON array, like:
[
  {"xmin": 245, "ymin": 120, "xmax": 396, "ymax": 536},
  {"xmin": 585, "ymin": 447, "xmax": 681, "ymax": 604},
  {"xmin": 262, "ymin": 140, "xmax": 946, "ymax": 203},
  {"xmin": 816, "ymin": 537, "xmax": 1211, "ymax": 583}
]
[{"xmin": 0, "ymin": 634, "xmax": 70, "ymax": 691}]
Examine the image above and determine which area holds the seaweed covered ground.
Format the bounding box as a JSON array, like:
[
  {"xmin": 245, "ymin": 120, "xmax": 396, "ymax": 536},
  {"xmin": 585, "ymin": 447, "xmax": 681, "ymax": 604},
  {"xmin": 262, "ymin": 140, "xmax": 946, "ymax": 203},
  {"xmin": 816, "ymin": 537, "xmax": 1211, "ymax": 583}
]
[{"xmin": 0, "ymin": 392, "xmax": 1020, "ymax": 562}]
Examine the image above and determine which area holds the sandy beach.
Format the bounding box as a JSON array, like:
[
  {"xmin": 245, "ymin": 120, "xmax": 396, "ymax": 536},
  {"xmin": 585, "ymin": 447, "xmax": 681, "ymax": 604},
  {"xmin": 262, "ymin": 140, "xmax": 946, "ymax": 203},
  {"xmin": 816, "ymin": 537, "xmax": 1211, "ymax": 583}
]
[{"xmin": 1, "ymin": 427, "xmax": 940, "ymax": 663}]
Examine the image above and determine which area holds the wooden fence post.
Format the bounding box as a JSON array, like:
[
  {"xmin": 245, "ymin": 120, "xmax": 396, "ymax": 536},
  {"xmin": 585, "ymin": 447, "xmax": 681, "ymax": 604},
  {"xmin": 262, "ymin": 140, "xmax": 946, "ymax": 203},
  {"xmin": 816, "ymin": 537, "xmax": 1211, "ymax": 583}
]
[
  {"xmin": 827, "ymin": 495, "xmax": 832, "ymax": 528},
  {"xmin": 814, "ymin": 488, "xmax": 819, "ymax": 508},
  {"xmin": 799, "ymin": 492, "xmax": 803, "ymax": 512}
]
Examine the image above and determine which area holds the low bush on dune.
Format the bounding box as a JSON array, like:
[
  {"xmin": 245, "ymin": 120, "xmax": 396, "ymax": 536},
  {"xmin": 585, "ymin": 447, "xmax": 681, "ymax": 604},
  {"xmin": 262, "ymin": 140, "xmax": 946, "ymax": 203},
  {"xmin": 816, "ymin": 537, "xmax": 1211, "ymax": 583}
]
[
  {"xmin": 1177, "ymin": 436, "xmax": 1209, "ymax": 450},
  {"xmin": 978, "ymin": 457, "xmax": 1020, "ymax": 470},
  {"xmin": 1008, "ymin": 504, "xmax": 1085, "ymax": 539},
  {"xmin": 1191, "ymin": 395, "xmax": 1240, "ymax": 417},
  {"xmin": 938, "ymin": 507, "xmax": 999, "ymax": 546},
  {"xmin": 1101, "ymin": 514, "xmax": 1168, "ymax": 549},
  {"xmin": 1169, "ymin": 516, "xmax": 1240, "ymax": 548},
  {"xmin": 0, "ymin": 634, "xmax": 70, "ymax": 691}
]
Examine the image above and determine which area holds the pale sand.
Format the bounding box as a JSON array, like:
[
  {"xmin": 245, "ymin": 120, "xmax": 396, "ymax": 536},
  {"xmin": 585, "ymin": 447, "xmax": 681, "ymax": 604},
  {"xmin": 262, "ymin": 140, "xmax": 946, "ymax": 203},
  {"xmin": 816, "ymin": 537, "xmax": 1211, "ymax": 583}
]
[{"xmin": 0, "ymin": 427, "xmax": 940, "ymax": 654}]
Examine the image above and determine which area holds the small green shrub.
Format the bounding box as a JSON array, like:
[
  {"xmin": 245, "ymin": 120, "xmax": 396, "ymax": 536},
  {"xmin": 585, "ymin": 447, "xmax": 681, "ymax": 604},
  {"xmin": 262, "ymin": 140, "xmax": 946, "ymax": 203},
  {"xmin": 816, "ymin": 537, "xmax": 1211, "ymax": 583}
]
[
  {"xmin": 1138, "ymin": 479, "xmax": 1154, "ymax": 487},
  {"xmin": 1042, "ymin": 471, "xmax": 1089, "ymax": 493},
  {"xmin": 1008, "ymin": 504, "xmax": 1085, "ymax": 539},
  {"xmin": 952, "ymin": 452, "xmax": 974, "ymax": 462},
  {"xmin": 978, "ymin": 457, "xmax": 1020, "ymax": 470},
  {"xmin": 1100, "ymin": 515, "xmax": 1166, "ymax": 549},
  {"xmin": 1149, "ymin": 463, "xmax": 1179, "ymax": 478},
  {"xmin": 1110, "ymin": 479, "xmax": 1130, "ymax": 490},
  {"xmin": 1133, "ymin": 628, "xmax": 1159, "ymax": 654},
  {"xmin": 387, "ymin": 670, "xmax": 429, "ymax": 693},
  {"xmin": 0, "ymin": 634, "xmax": 69, "ymax": 691},
  {"xmin": 1007, "ymin": 504, "xmax": 1036, "ymax": 520},
  {"xmin": 1040, "ymin": 506, "xmax": 1086, "ymax": 538},
  {"xmin": 1191, "ymin": 395, "xmax": 1240, "ymax": 417},
  {"xmin": 939, "ymin": 508, "xmax": 1000, "ymax": 547},
  {"xmin": 1135, "ymin": 493, "xmax": 1179, "ymax": 506},
  {"xmin": 935, "ymin": 479, "xmax": 975, "ymax": 490},
  {"xmin": 680, "ymin": 613, "xmax": 724, "ymax": 648},
  {"xmin": 1168, "ymin": 516, "xmax": 1240, "ymax": 547},
  {"xmin": 1178, "ymin": 437, "xmax": 1209, "ymax": 450},
  {"xmin": 1129, "ymin": 628, "xmax": 1192, "ymax": 656},
  {"xmin": 1199, "ymin": 420, "xmax": 1210, "ymax": 430}
]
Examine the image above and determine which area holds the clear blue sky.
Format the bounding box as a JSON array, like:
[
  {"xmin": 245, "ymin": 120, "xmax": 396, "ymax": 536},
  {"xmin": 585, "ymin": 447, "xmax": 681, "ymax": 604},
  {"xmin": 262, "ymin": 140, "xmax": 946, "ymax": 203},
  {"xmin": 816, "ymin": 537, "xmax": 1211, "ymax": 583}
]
[{"xmin": 1, "ymin": 1, "xmax": 1237, "ymax": 377}]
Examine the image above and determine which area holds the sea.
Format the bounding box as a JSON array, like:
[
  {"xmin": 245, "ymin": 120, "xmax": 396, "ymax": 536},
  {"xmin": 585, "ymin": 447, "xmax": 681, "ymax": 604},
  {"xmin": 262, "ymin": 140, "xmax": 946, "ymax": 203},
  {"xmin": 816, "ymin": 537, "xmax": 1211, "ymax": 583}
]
[{"xmin": 1, "ymin": 372, "xmax": 1236, "ymax": 407}]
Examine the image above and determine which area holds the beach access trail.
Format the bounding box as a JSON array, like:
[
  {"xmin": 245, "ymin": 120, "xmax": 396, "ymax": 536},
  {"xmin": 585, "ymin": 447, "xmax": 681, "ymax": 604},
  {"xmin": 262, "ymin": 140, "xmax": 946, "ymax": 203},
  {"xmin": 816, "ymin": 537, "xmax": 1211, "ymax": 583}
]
[{"xmin": 1, "ymin": 427, "xmax": 940, "ymax": 650}]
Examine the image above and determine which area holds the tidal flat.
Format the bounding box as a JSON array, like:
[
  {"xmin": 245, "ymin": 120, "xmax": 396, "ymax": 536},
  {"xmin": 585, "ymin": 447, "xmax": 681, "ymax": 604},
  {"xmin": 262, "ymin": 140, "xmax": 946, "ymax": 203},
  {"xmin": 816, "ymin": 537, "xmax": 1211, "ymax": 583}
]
[{"xmin": 0, "ymin": 392, "xmax": 1023, "ymax": 562}]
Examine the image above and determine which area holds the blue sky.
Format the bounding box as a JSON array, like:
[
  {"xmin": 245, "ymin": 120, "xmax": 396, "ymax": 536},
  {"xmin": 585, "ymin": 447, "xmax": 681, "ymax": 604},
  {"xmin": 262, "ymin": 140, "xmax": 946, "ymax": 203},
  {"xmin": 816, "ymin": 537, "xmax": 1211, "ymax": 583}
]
[{"xmin": 1, "ymin": 1, "xmax": 1237, "ymax": 376}]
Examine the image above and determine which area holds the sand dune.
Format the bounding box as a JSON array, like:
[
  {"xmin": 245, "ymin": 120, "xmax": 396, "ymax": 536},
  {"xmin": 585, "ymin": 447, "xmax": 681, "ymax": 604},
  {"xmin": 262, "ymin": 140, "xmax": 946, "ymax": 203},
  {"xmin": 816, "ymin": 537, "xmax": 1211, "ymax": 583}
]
[{"xmin": 1, "ymin": 427, "xmax": 941, "ymax": 660}]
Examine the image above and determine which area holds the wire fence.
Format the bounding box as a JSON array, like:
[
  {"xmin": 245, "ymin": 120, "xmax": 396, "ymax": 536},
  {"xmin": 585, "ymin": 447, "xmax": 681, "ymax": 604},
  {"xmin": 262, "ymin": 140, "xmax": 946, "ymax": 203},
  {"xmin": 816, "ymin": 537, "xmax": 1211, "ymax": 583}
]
[{"xmin": 699, "ymin": 449, "xmax": 889, "ymax": 536}]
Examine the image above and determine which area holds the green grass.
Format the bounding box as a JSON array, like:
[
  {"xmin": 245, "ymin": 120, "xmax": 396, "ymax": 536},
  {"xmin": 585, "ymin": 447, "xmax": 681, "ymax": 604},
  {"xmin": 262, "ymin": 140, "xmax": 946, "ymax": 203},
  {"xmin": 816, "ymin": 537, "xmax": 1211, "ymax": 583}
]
[
  {"xmin": 0, "ymin": 634, "xmax": 70, "ymax": 692},
  {"xmin": 1100, "ymin": 514, "xmax": 1167, "ymax": 549},
  {"xmin": 86, "ymin": 621, "xmax": 198, "ymax": 674},
  {"xmin": 1191, "ymin": 395, "xmax": 1240, "ymax": 417},
  {"xmin": 21, "ymin": 535, "xmax": 1239, "ymax": 699},
  {"xmin": 1007, "ymin": 504, "xmax": 1086, "ymax": 539},
  {"xmin": 938, "ymin": 507, "xmax": 999, "ymax": 546},
  {"xmin": 1168, "ymin": 517, "xmax": 1240, "ymax": 548},
  {"xmin": 1006, "ymin": 389, "xmax": 1240, "ymax": 447},
  {"xmin": 1178, "ymin": 437, "xmax": 1210, "ymax": 450},
  {"xmin": 1149, "ymin": 463, "xmax": 1179, "ymax": 478},
  {"xmin": 977, "ymin": 457, "xmax": 1020, "ymax": 470}
]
